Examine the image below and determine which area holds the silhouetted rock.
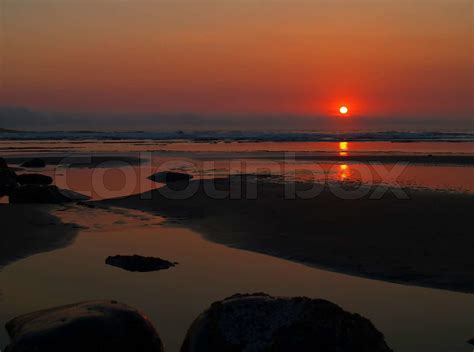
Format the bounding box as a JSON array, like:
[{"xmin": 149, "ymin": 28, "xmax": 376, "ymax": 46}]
[
  {"xmin": 468, "ymin": 338, "xmax": 474, "ymax": 346},
  {"xmin": 106, "ymin": 254, "xmax": 177, "ymax": 272},
  {"xmin": 181, "ymin": 293, "xmax": 393, "ymax": 352},
  {"xmin": 17, "ymin": 173, "xmax": 53, "ymax": 185},
  {"xmin": 0, "ymin": 157, "xmax": 17, "ymax": 197},
  {"xmin": 9, "ymin": 185, "xmax": 89, "ymax": 204},
  {"xmin": 5, "ymin": 300, "xmax": 164, "ymax": 352},
  {"xmin": 0, "ymin": 157, "xmax": 9, "ymax": 169},
  {"xmin": 0, "ymin": 175, "xmax": 17, "ymax": 196},
  {"xmin": 21, "ymin": 158, "xmax": 46, "ymax": 168},
  {"xmin": 149, "ymin": 171, "xmax": 193, "ymax": 184}
]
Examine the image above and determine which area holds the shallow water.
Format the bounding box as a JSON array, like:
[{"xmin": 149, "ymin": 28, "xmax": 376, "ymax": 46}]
[
  {"xmin": 5, "ymin": 160, "xmax": 471, "ymax": 204},
  {"xmin": 1, "ymin": 140, "xmax": 474, "ymax": 154},
  {"xmin": 0, "ymin": 206, "xmax": 472, "ymax": 352},
  {"xmin": 3, "ymin": 140, "xmax": 474, "ymax": 196}
]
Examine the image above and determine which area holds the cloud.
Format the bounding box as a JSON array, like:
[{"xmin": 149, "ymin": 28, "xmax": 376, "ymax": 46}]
[{"xmin": 0, "ymin": 106, "xmax": 472, "ymax": 132}]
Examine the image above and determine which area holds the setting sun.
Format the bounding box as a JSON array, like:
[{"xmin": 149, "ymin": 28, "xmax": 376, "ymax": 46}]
[{"xmin": 339, "ymin": 106, "xmax": 349, "ymax": 115}]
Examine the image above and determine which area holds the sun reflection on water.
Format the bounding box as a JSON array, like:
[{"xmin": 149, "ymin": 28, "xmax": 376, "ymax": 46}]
[
  {"xmin": 339, "ymin": 164, "xmax": 350, "ymax": 180},
  {"xmin": 339, "ymin": 141, "xmax": 349, "ymax": 156}
]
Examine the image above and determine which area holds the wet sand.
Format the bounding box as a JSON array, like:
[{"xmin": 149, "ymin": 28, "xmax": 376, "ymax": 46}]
[
  {"xmin": 100, "ymin": 177, "xmax": 474, "ymax": 293},
  {"xmin": 0, "ymin": 205, "xmax": 79, "ymax": 269},
  {"xmin": 1, "ymin": 205, "xmax": 472, "ymax": 352},
  {"xmin": 1, "ymin": 142, "xmax": 473, "ymax": 351}
]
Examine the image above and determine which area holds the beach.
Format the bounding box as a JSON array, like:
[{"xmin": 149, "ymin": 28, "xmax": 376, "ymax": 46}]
[
  {"xmin": 0, "ymin": 204, "xmax": 79, "ymax": 269},
  {"xmin": 1, "ymin": 138, "xmax": 473, "ymax": 351}
]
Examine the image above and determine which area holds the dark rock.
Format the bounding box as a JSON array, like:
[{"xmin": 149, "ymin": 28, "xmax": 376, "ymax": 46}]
[
  {"xmin": 0, "ymin": 157, "xmax": 9, "ymax": 169},
  {"xmin": 149, "ymin": 171, "xmax": 193, "ymax": 184},
  {"xmin": 21, "ymin": 158, "xmax": 46, "ymax": 168},
  {"xmin": 5, "ymin": 300, "xmax": 164, "ymax": 352},
  {"xmin": 106, "ymin": 254, "xmax": 177, "ymax": 272},
  {"xmin": 468, "ymin": 338, "xmax": 474, "ymax": 346},
  {"xmin": 0, "ymin": 157, "xmax": 18, "ymax": 197},
  {"xmin": 181, "ymin": 293, "xmax": 393, "ymax": 352},
  {"xmin": 9, "ymin": 185, "xmax": 89, "ymax": 204},
  {"xmin": 17, "ymin": 173, "xmax": 53, "ymax": 185},
  {"xmin": 0, "ymin": 173, "xmax": 17, "ymax": 196}
]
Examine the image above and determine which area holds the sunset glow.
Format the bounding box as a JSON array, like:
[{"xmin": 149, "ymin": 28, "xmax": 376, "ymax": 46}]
[{"xmin": 0, "ymin": 0, "xmax": 472, "ymax": 128}]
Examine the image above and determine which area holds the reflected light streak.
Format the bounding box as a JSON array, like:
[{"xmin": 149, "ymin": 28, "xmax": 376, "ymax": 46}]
[
  {"xmin": 339, "ymin": 141, "xmax": 349, "ymax": 156},
  {"xmin": 339, "ymin": 164, "xmax": 350, "ymax": 180}
]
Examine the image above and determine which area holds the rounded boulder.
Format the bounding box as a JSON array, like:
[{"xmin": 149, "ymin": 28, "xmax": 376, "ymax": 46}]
[
  {"xmin": 5, "ymin": 300, "xmax": 164, "ymax": 352},
  {"xmin": 181, "ymin": 293, "xmax": 393, "ymax": 352}
]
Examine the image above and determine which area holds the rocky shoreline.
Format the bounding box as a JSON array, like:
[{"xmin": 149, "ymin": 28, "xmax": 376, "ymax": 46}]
[{"xmin": 4, "ymin": 294, "xmax": 394, "ymax": 352}]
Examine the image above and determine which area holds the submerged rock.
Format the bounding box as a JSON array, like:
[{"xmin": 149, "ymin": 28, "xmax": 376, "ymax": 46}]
[
  {"xmin": 5, "ymin": 300, "xmax": 164, "ymax": 352},
  {"xmin": 17, "ymin": 173, "xmax": 53, "ymax": 185},
  {"xmin": 181, "ymin": 293, "xmax": 393, "ymax": 352},
  {"xmin": 149, "ymin": 171, "xmax": 193, "ymax": 184},
  {"xmin": 106, "ymin": 255, "xmax": 177, "ymax": 272},
  {"xmin": 21, "ymin": 158, "xmax": 46, "ymax": 168},
  {"xmin": 9, "ymin": 185, "xmax": 89, "ymax": 204}
]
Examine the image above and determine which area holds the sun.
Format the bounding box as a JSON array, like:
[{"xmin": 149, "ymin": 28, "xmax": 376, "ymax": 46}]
[{"xmin": 339, "ymin": 106, "xmax": 348, "ymax": 115}]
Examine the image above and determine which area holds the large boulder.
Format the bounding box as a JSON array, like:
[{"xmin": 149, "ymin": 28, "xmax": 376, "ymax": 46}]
[
  {"xmin": 106, "ymin": 255, "xmax": 177, "ymax": 272},
  {"xmin": 9, "ymin": 185, "xmax": 89, "ymax": 204},
  {"xmin": 5, "ymin": 300, "xmax": 164, "ymax": 352},
  {"xmin": 21, "ymin": 158, "xmax": 46, "ymax": 168},
  {"xmin": 149, "ymin": 171, "xmax": 193, "ymax": 184},
  {"xmin": 17, "ymin": 173, "xmax": 53, "ymax": 185},
  {"xmin": 181, "ymin": 293, "xmax": 393, "ymax": 352},
  {"xmin": 0, "ymin": 157, "xmax": 17, "ymax": 197},
  {"xmin": 468, "ymin": 338, "xmax": 474, "ymax": 346}
]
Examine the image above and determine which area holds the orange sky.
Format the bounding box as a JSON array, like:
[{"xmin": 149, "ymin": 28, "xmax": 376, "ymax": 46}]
[{"xmin": 1, "ymin": 0, "xmax": 473, "ymax": 121}]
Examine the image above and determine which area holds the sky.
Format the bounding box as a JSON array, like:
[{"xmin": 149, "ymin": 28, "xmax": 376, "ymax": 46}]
[{"xmin": 0, "ymin": 0, "xmax": 473, "ymax": 130}]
